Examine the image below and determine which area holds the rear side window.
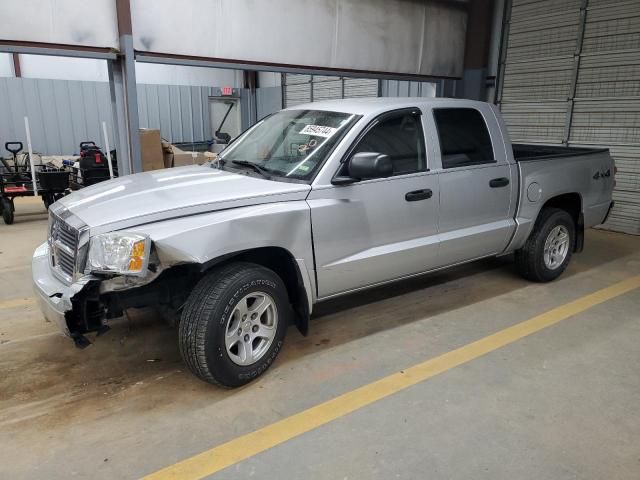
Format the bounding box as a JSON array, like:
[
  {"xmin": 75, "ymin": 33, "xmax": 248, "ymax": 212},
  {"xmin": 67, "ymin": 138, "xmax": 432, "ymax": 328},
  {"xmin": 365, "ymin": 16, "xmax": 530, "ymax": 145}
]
[{"xmin": 433, "ymin": 108, "xmax": 495, "ymax": 169}]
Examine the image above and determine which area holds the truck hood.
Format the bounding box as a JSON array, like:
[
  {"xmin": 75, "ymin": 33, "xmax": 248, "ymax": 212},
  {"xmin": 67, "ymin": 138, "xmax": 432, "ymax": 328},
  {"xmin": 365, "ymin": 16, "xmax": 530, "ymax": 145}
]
[{"xmin": 58, "ymin": 165, "xmax": 311, "ymax": 231}]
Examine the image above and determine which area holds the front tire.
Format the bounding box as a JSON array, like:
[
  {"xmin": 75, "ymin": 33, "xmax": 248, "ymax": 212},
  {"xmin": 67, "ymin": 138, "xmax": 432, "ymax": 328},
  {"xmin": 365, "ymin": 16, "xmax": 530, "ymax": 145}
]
[
  {"xmin": 516, "ymin": 208, "xmax": 575, "ymax": 282},
  {"xmin": 179, "ymin": 262, "xmax": 290, "ymax": 388}
]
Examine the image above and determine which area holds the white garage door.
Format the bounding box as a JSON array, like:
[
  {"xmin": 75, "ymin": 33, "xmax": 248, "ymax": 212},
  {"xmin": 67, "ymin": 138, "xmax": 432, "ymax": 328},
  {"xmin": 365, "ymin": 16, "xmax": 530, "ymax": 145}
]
[{"xmin": 498, "ymin": 0, "xmax": 640, "ymax": 234}]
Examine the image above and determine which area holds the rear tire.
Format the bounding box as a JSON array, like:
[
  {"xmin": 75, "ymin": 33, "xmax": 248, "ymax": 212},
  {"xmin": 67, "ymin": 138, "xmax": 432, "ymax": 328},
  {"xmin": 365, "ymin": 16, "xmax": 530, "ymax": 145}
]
[
  {"xmin": 1, "ymin": 198, "xmax": 14, "ymax": 225},
  {"xmin": 179, "ymin": 262, "xmax": 290, "ymax": 388},
  {"xmin": 516, "ymin": 208, "xmax": 575, "ymax": 282}
]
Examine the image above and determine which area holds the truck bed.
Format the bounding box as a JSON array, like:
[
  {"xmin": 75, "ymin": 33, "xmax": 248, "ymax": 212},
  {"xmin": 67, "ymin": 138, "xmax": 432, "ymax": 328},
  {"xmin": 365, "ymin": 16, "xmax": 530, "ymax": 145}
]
[{"xmin": 513, "ymin": 144, "xmax": 609, "ymax": 162}]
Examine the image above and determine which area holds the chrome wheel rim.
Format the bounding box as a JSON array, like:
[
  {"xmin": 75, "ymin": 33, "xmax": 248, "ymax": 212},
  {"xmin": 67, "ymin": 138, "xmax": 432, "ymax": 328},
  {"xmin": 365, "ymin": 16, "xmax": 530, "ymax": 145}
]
[
  {"xmin": 224, "ymin": 292, "xmax": 278, "ymax": 366},
  {"xmin": 543, "ymin": 225, "xmax": 570, "ymax": 270}
]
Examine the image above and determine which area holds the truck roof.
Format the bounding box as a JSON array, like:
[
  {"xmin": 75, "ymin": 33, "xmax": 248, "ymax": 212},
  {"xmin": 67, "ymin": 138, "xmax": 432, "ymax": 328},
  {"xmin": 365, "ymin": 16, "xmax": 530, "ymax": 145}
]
[{"xmin": 286, "ymin": 97, "xmax": 489, "ymax": 116}]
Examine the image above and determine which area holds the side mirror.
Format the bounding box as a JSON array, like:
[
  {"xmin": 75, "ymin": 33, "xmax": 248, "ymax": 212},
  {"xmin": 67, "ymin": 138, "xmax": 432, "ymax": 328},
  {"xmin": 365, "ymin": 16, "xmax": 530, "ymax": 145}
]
[
  {"xmin": 349, "ymin": 152, "xmax": 393, "ymax": 180},
  {"xmin": 331, "ymin": 152, "xmax": 393, "ymax": 185}
]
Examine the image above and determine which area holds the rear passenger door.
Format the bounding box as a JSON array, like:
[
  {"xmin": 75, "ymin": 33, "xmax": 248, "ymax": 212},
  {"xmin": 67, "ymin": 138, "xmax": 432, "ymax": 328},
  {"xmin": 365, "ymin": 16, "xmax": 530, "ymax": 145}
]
[{"xmin": 432, "ymin": 107, "xmax": 516, "ymax": 266}]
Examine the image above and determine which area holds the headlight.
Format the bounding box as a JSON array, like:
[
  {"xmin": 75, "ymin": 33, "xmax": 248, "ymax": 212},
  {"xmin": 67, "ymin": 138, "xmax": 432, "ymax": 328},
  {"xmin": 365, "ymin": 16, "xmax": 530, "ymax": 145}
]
[{"xmin": 87, "ymin": 232, "xmax": 151, "ymax": 276}]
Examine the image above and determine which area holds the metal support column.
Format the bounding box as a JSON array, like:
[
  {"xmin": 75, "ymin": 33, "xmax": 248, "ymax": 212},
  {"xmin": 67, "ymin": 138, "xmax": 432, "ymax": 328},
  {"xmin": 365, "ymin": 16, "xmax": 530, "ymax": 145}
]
[
  {"xmin": 108, "ymin": 59, "xmax": 131, "ymax": 176},
  {"xmin": 494, "ymin": 0, "xmax": 512, "ymax": 105},
  {"xmin": 110, "ymin": 0, "xmax": 141, "ymax": 174}
]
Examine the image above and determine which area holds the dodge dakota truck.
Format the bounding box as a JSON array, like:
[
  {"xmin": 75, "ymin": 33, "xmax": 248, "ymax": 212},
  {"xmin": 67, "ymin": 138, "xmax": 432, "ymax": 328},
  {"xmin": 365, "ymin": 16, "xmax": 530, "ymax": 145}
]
[{"xmin": 33, "ymin": 98, "xmax": 615, "ymax": 387}]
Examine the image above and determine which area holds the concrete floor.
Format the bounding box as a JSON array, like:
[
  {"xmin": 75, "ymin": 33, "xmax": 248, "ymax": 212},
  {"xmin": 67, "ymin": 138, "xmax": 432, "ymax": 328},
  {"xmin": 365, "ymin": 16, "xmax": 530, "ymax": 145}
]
[{"xmin": 1, "ymin": 197, "xmax": 639, "ymax": 480}]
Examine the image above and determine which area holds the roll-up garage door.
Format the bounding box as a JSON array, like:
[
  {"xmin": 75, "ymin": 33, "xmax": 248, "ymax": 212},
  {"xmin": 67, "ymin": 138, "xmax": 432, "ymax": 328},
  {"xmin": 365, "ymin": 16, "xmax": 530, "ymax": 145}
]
[
  {"xmin": 498, "ymin": 0, "xmax": 640, "ymax": 234},
  {"xmin": 283, "ymin": 74, "xmax": 379, "ymax": 107}
]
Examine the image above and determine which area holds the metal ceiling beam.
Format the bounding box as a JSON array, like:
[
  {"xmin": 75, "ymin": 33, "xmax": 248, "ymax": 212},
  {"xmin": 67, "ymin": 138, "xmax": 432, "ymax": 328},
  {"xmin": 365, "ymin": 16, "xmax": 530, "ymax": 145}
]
[
  {"xmin": 135, "ymin": 53, "xmax": 461, "ymax": 82},
  {"xmin": 0, "ymin": 41, "xmax": 117, "ymax": 60}
]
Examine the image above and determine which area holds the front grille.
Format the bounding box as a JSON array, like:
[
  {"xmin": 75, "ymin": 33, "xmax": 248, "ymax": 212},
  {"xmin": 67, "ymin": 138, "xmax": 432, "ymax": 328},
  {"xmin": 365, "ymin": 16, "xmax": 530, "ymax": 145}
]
[{"xmin": 49, "ymin": 212, "xmax": 79, "ymax": 282}]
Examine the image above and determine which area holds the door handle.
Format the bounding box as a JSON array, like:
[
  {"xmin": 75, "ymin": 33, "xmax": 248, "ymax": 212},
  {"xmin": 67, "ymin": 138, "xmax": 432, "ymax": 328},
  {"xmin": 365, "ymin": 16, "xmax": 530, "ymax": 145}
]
[
  {"xmin": 405, "ymin": 189, "xmax": 433, "ymax": 202},
  {"xmin": 489, "ymin": 177, "xmax": 510, "ymax": 188}
]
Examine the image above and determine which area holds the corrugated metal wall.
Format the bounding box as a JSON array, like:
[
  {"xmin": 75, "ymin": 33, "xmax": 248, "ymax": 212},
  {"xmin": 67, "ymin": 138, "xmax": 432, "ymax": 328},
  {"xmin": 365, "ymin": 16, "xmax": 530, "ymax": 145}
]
[
  {"xmin": 283, "ymin": 74, "xmax": 379, "ymax": 107},
  {"xmin": 283, "ymin": 74, "xmax": 441, "ymax": 108},
  {"xmin": 498, "ymin": 0, "xmax": 640, "ymax": 234},
  {"xmin": 0, "ymin": 77, "xmax": 236, "ymax": 155},
  {"xmin": 137, "ymin": 84, "xmax": 223, "ymax": 144},
  {"xmin": 380, "ymin": 80, "xmax": 437, "ymax": 98},
  {"xmin": 0, "ymin": 77, "xmax": 115, "ymax": 156}
]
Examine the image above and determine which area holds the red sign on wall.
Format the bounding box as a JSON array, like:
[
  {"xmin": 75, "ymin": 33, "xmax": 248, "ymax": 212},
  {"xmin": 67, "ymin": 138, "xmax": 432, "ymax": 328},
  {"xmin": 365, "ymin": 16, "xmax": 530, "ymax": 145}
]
[{"xmin": 221, "ymin": 86, "xmax": 233, "ymax": 96}]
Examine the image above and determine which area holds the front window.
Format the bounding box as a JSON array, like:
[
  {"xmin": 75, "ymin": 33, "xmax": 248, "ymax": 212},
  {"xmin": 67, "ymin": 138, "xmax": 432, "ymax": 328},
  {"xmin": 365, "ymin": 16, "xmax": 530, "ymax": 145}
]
[{"xmin": 219, "ymin": 109, "xmax": 360, "ymax": 181}]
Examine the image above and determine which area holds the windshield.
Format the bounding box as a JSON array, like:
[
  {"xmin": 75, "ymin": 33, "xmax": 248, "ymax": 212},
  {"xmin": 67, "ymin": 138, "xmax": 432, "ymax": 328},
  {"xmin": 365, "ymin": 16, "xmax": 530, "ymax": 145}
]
[{"xmin": 219, "ymin": 109, "xmax": 360, "ymax": 181}]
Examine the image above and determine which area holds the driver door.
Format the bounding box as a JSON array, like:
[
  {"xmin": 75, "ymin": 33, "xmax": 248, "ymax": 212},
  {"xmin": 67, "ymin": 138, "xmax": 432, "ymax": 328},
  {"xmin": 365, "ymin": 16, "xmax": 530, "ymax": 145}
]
[{"xmin": 308, "ymin": 109, "xmax": 440, "ymax": 298}]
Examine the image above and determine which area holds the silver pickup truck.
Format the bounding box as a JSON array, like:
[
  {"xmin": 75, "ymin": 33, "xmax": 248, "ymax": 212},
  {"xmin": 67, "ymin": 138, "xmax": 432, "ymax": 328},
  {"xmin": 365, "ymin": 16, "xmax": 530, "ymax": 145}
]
[{"xmin": 33, "ymin": 98, "xmax": 615, "ymax": 387}]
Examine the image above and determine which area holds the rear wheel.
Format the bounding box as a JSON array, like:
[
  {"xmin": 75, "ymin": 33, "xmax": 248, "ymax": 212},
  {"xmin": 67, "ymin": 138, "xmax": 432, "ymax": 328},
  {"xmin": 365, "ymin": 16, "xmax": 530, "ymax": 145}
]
[
  {"xmin": 178, "ymin": 262, "xmax": 290, "ymax": 388},
  {"xmin": 516, "ymin": 208, "xmax": 575, "ymax": 282},
  {"xmin": 1, "ymin": 198, "xmax": 14, "ymax": 225}
]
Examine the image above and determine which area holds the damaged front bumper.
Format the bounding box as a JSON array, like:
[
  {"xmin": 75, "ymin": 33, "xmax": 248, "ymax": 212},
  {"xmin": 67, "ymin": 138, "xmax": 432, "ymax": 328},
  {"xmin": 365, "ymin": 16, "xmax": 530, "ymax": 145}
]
[{"xmin": 32, "ymin": 242, "xmax": 99, "ymax": 345}]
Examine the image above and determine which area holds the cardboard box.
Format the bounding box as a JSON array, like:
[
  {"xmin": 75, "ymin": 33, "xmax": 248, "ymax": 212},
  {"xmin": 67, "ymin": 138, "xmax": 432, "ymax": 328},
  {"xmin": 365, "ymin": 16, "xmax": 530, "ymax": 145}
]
[
  {"xmin": 161, "ymin": 142, "xmax": 209, "ymax": 168},
  {"xmin": 139, "ymin": 129, "xmax": 164, "ymax": 171}
]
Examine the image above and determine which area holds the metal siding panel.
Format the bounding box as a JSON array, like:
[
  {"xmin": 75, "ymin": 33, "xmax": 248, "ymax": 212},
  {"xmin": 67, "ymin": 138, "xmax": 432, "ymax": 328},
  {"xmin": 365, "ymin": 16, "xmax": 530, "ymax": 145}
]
[
  {"xmin": 137, "ymin": 84, "xmax": 150, "ymax": 129},
  {"xmin": 501, "ymin": 57, "xmax": 575, "ymax": 101},
  {"xmin": 202, "ymin": 88, "xmax": 211, "ymax": 140},
  {"xmin": 146, "ymin": 84, "xmax": 162, "ymax": 132},
  {"xmin": 312, "ymin": 77, "xmax": 343, "ymax": 101},
  {"xmin": 82, "ymin": 81, "xmax": 103, "ymax": 148},
  {"xmin": 168, "ymin": 85, "xmax": 182, "ymax": 142},
  {"xmin": 284, "ymin": 74, "xmax": 312, "ymax": 85},
  {"xmin": 570, "ymin": 99, "xmax": 640, "ymax": 145},
  {"xmin": 37, "ymin": 79, "xmax": 63, "ymax": 155},
  {"xmin": 344, "ymin": 78, "xmax": 378, "ymax": 97},
  {"xmin": 21, "ymin": 79, "xmax": 46, "ymax": 154},
  {"xmin": 0, "ymin": 79, "xmax": 15, "ymax": 143},
  {"xmin": 53, "ymin": 80, "xmax": 76, "ymax": 154},
  {"xmin": 97, "ymin": 82, "xmax": 115, "ymax": 148},
  {"xmin": 0, "ymin": 78, "xmax": 216, "ymax": 156},
  {"xmin": 501, "ymin": 101, "xmax": 568, "ymax": 144},
  {"xmin": 193, "ymin": 86, "xmax": 205, "ymax": 141},
  {"xmin": 284, "ymin": 82, "xmax": 311, "ymax": 107},
  {"xmin": 68, "ymin": 81, "xmax": 90, "ymax": 148},
  {"xmin": 6, "ymin": 79, "xmax": 28, "ymax": 149},
  {"xmin": 179, "ymin": 85, "xmax": 193, "ymax": 143},
  {"xmin": 582, "ymin": 1, "xmax": 640, "ymax": 54},
  {"xmin": 256, "ymin": 86, "xmax": 283, "ymax": 120}
]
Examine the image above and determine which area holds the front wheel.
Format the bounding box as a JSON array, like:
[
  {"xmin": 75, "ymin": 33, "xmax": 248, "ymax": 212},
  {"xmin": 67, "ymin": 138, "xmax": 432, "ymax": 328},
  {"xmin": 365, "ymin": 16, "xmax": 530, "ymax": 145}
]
[
  {"xmin": 179, "ymin": 262, "xmax": 290, "ymax": 388},
  {"xmin": 515, "ymin": 208, "xmax": 575, "ymax": 282}
]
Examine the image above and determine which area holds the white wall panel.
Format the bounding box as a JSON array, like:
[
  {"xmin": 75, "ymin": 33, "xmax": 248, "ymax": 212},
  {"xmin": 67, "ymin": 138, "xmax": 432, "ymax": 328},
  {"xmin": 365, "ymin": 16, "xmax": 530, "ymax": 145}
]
[
  {"xmin": 0, "ymin": 54, "xmax": 14, "ymax": 77},
  {"xmin": 131, "ymin": 0, "xmax": 466, "ymax": 77},
  {"xmin": 3, "ymin": 54, "xmax": 243, "ymax": 87},
  {"xmin": 19, "ymin": 55, "xmax": 109, "ymax": 82},
  {"xmin": 0, "ymin": 0, "xmax": 118, "ymax": 48},
  {"xmin": 135, "ymin": 63, "xmax": 241, "ymax": 87}
]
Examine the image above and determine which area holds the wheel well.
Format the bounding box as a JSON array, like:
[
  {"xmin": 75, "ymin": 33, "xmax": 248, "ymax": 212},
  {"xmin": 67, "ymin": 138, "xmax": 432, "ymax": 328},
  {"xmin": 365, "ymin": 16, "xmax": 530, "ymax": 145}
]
[
  {"xmin": 107, "ymin": 247, "xmax": 310, "ymax": 336},
  {"xmin": 208, "ymin": 247, "xmax": 310, "ymax": 335},
  {"xmin": 540, "ymin": 193, "xmax": 584, "ymax": 252}
]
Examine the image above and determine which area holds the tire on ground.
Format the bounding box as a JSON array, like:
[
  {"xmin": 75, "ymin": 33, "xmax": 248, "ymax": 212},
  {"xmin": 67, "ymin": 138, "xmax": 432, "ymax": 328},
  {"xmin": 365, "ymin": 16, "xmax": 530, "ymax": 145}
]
[
  {"xmin": 515, "ymin": 207, "xmax": 575, "ymax": 282},
  {"xmin": 2, "ymin": 198, "xmax": 14, "ymax": 225},
  {"xmin": 178, "ymin": 261, "xmax": 290, "ymax": 388}
]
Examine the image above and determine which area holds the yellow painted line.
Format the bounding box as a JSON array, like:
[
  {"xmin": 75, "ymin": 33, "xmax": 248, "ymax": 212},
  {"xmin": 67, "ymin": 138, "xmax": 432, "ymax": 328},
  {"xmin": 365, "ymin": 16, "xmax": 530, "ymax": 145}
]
[
  {"xmin": 143, "ymin": 275, "xmax": 640, "ymax": 480},
  {"xmin": 0, "ymin": 297, "xmax": 37, "ymax": 310}
]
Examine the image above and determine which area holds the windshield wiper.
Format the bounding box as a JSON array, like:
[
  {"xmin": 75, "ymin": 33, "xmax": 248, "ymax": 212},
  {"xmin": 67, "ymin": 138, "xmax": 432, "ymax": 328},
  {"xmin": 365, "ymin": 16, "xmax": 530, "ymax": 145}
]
[{"xmin": 229, "ymin": 160, "xmax": 274, "ymax": 179}]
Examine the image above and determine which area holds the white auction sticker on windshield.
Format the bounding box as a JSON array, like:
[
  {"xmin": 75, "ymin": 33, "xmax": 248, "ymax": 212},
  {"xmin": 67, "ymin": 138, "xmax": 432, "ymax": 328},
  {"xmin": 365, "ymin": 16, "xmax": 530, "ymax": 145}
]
[{"xmin": 299, "ymin": 125, "xmax": 337, "ymax": 138}]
